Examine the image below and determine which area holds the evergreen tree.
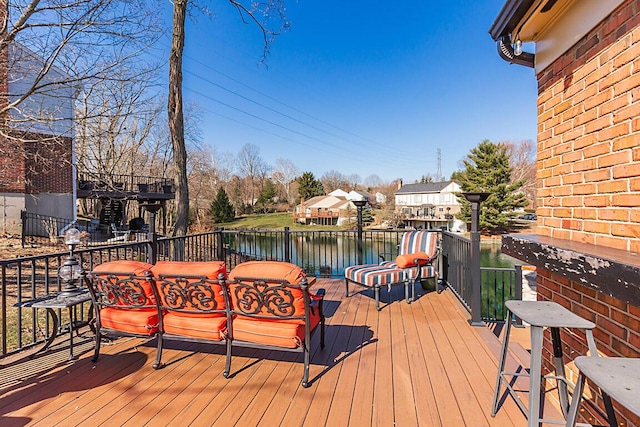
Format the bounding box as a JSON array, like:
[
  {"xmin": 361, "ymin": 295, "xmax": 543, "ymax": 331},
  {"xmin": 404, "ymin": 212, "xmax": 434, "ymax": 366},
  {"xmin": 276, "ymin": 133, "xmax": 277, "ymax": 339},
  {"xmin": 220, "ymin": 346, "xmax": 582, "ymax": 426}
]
[
  {"xmin": 361, "ymin": 204, "xmax": 374, "ymax": 224},
  {"xmin": 256, "ymin": 179, "xmax": 277, "ymax": 213},
  {"xmin": 456, "ymin": 140, "xmax": 528, "ymax": 233},
  {"xmin": 209, "ymin": 187, "xmax": 235, "ymax": 223},
  {"xmin": 297, "ymin": 172, "xmax": 325, "ymax": 202}
]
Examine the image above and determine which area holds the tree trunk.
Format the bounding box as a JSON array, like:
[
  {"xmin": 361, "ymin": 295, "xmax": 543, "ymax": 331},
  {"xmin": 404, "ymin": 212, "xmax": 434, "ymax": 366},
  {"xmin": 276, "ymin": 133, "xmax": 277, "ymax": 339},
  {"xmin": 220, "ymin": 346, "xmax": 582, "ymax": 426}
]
[{"xmin": 168, "ymin": 0, "xmax": 189, "ymax": 237}]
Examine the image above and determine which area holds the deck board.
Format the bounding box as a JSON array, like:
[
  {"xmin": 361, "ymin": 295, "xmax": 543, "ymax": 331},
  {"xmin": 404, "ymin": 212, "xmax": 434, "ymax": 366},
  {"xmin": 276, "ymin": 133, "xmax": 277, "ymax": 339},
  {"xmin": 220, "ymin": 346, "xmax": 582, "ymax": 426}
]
[{"xmin": 1, "ymin": 279, "xmax": 547, "ymax": 426}]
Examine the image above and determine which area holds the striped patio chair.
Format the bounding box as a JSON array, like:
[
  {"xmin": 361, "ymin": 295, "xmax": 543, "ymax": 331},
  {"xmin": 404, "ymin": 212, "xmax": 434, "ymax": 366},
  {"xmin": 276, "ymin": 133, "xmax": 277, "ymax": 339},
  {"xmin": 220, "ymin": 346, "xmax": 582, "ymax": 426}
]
[{"xmin": 344, "ymin": 230, "xmax": 440, "ymax": 310}]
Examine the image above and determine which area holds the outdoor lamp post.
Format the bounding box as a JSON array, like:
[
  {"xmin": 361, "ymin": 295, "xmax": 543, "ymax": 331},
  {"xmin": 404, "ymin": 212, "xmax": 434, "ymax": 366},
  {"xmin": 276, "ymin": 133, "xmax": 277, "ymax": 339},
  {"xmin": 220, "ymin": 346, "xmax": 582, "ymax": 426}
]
[
  {"xmin": 353, "ymin": 199, "xmax": 367, "ymax": 265},
  {"xmin": 58, "ymin": 227, "xmax": 83, "ymax": 295},
  {"xmin": 141, "ymin": 201, "xmax": 162, "ymax": 264},
  {"xmin": 462, "ymin": 192, "xmax": 490, "ymax": 326}
]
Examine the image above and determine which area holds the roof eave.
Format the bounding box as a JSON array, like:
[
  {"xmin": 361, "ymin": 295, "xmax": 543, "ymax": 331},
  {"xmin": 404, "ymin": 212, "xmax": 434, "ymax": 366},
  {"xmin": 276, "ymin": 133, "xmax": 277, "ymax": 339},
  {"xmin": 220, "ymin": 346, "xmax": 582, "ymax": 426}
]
[{"xmin": 489, "ymin": 0, "xmax": 537, "ymax": 40}]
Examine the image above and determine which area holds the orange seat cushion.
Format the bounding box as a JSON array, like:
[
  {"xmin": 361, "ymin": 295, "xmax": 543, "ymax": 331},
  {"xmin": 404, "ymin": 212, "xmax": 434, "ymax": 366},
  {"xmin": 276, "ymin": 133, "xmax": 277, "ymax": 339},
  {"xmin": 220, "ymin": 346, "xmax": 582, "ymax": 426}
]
[
  {"xmin": 162, "ymin": 313, "xmax": 227, "ymax": 341},
  {"xmin": 228, "ymin": 261, "xmax": 305, "ymax": 284},
  {"xmin": 99, "ymin": 307, "xmax": 159, "ymax": 336},
  {"xmin": 231, "ymin": 310, "xmax": 320, "ymax": 348}
]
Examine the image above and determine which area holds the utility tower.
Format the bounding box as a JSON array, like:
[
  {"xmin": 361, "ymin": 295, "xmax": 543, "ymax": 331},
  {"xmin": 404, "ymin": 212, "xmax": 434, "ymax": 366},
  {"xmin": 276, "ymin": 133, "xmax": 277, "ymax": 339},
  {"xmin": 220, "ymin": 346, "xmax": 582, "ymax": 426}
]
[{"xmin": 436, "ymin": 148, "xmax": 442, "ymax": 181}]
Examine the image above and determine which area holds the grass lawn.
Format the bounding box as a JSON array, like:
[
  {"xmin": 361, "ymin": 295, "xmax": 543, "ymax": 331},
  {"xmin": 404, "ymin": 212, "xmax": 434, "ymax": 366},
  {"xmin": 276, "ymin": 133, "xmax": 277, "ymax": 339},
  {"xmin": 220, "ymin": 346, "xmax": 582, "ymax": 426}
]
[{"xmin": 216, "ymin": 212, "xmax": 352, "ymax": 230}]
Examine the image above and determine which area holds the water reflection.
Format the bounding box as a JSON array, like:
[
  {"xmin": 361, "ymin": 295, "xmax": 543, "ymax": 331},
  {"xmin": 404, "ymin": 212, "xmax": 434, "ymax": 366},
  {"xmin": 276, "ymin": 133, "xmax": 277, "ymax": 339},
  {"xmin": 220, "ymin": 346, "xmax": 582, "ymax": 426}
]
[{"xmin": 225, "ymin": 232, "xmax": 519, "ymax": 277}]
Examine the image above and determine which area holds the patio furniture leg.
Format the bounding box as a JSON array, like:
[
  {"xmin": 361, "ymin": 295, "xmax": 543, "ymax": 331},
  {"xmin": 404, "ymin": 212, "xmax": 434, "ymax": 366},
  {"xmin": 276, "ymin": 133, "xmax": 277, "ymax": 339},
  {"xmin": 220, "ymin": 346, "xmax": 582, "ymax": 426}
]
[
  {"xmin": 302, "ymin": 342, "xmax": 310, "ymax": 388},
  {"xmin": 565, "ymin": 369, "xmax": 585, "ymax": 426},
  {"xmin": 551, "ymin": 327, "xmax": 569, "ymax": 415},
  {"xmin": 224, "ymin": 340, "xmax": 232, "ymax": 378},
  {"xmin": 345, "ymin": 278, "xmax": 349, "ymax": 297},
  {"xmin": 153, "ymin": 333, "xmax": 164, "ymax": 369},
  {"xmin": 404, "ymin": 280, "xmax": 410, "ymax": 304},
  {"xmin": 528, "ymin": 325, "xmax": 544, "ymax": 427},
  {"xmin": 491, "ymin": 310, "xmax": 513, "ymax": 416},
  {"xmin": 374, "ymin": 285, "xmax": 381, "ymax": 311}
]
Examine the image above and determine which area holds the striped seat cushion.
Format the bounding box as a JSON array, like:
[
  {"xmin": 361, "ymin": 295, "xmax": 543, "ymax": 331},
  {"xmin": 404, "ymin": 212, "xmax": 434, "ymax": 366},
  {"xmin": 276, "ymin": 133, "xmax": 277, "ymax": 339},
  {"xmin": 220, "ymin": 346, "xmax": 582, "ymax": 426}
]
[
  {"xmin": 344, "ymin": 264, "xmax": 408, "ymax": 288},
  {"xmin": 380, "ymin": 261, "xmax": 436, "ymax": 280}
]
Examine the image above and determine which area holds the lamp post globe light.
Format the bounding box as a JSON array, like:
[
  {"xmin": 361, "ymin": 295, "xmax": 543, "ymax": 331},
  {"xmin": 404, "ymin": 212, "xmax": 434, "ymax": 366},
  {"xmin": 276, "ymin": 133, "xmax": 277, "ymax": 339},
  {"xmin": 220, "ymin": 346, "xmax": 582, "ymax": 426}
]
[{"xmin": 58, "ymin": 227, "xmax": 83, "ymax": 295}]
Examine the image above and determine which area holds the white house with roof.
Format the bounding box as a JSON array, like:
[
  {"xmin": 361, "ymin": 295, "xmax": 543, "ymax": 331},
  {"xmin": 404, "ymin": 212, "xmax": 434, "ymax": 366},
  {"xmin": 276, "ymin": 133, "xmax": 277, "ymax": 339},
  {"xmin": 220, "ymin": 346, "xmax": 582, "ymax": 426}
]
[
  {"xmin": 395, "ymin": 181, "xmax": 462, "ymax": 230},
  {"xmin": 294, "ymin": 192, "xmax": 362, "ymax": 226}
]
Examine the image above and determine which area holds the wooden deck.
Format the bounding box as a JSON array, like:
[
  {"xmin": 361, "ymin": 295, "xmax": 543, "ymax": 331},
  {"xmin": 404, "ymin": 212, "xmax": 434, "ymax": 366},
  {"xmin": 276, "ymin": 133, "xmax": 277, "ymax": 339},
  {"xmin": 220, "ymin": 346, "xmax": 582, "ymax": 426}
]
[{"xmin": 0, "ymin": 279, "xmax": 554, "ymax": 426}]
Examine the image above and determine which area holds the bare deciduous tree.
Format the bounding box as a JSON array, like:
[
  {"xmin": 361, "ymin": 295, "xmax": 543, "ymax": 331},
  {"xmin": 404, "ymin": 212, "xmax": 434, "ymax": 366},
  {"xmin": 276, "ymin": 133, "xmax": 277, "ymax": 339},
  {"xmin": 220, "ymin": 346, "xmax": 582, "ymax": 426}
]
[
  {"xmin": 321, "ymin": 170, "xmax": 348, "ymax": 193},
  {"xmin": 1, "ymin": 1, "xmax": 162, "ymax": 169},
  {"xmin": 236, "ymin": 143, "xmax": 269, "ymax": 208},
  {"xmin": 167, "ymin": 0, "xmax": 288, "ymax": 233},
  {"xmin": 503, "ymin": 139, "xmax": 536, "ymax": 208},
  {"xmin": 273, "ymin": 157, "xmax": 299, "ymax": 205}
]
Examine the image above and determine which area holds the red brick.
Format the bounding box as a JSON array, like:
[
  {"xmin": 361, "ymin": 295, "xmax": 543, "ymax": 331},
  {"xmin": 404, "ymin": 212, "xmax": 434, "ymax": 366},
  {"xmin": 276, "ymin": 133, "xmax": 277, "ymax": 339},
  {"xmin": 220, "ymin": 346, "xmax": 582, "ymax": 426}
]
[
  {"xmin": 573, "ymin": 183, "xmax": 597, "ymax": 195},
  {"xmin": 584, "ymin": 195, "xmax": 611, "ymax": 207},
  {"xmin": 583, "ymin": 220, "xmax": 611, "ymax": 234},
  {"xmin": 598, "ymin": 208, "xmax": 630, "ymax": 221},
  {"xmin": 611, "ymin": 222, "xmax": 640, "ymax": 238},
  {"xmin": 612, "ymin": 133, "xmax": 640, "ymax": 150},
  {"xmin": 597, "ymin": 179, "xmax": 629, "ymax": 193},
  {"xmin": 613, "ymin": 163, "xmax": 640, "ymax": 178},
  {"xmin": 573, "ymin": 208, "xmax": 597, "ymax": 219},
  {"xmin": 584, "ymin": 169, "xmax": 611, "ymax": 182},
  {"xmin": 611, "ymin": 192, "xmax": 640, "ymax": 206},
  {"xmin": 598, "ymin": 151, "xmax": 631, "ymax": 168},
  {"xmin": 594, "ymin": 234, "xmax": 629, "ymax": 250},
  {"xmin": 597, "ymin": 122, "xmax": 630, "ymax": 141}
]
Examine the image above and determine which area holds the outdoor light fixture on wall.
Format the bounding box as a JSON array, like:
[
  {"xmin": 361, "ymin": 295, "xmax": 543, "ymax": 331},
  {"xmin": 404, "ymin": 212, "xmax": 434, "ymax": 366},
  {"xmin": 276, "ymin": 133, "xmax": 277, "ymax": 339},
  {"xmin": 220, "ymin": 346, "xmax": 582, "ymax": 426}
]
[
  {"xmin": 58, "ymin": 227, "xmax": 83, "ymax": 295},
  {"xmin": 514, "ymin": 39, "xmax": 523, "ymax": 56}
]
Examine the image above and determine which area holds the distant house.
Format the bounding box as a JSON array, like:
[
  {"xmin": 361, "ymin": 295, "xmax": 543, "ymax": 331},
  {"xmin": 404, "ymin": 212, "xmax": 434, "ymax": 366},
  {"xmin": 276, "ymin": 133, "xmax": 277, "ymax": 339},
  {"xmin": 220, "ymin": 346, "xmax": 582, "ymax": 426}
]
[
  {"xmin": 0, "ymin": 42, "xmax": 78, "ymax": 233},
  {"xmin": 395, "ymin": 181, "xmax": 461, "ymax": 230},
  {"xmin": 294, "ymin": 190, "xmax": 368, "ymax": 226}
]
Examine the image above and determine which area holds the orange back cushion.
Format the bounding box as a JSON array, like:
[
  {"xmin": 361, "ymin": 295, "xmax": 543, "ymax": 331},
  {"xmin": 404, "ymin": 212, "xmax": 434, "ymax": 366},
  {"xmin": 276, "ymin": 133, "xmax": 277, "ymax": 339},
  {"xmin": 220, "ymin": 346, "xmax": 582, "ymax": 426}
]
[
  {"xmin": 150, "ymin": 261, "xmax": 227, "ymax": 312},
  {"xmin": 91, "ymin": 260, "xmax": 155, "ymax": 305},
  {"xmin": 228, "ymin": 261, "xmax": 307, "ymax": 318},
  {"xmin": 228, "ymin": 261, "xmax": 305, "ymax": 284}
]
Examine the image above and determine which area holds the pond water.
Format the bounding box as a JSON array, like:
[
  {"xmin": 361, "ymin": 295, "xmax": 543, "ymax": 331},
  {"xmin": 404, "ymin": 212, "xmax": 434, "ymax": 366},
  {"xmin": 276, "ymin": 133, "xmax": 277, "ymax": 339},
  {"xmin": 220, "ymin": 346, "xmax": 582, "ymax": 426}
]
[{"xmin": 480, "ymin": 241, "xmax": 520, "ymax": 268}]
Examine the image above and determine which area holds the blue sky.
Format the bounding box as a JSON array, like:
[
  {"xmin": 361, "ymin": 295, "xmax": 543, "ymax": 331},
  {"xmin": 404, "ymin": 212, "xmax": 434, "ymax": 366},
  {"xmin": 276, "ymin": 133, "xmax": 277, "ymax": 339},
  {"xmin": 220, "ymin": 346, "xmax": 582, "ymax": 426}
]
[{"xmin": 160, "ymin": 0, "xmax": 537, "ymax": 184}]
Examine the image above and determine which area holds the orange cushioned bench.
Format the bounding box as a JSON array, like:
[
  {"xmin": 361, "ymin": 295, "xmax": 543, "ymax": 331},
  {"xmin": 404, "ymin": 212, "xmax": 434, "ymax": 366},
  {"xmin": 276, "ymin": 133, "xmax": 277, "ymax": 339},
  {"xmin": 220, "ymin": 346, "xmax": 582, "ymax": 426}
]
[{"xmin": 85, "ymin": 259, "xmax": 325, "ymax": 388}]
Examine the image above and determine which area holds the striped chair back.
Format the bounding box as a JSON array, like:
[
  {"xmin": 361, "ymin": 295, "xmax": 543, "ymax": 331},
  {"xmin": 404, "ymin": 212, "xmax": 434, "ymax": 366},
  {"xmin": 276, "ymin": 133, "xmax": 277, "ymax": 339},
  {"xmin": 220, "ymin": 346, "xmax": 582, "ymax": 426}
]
[{"xmin": 398, "ymin": 230, "xmax": 438, "ymax": 257}]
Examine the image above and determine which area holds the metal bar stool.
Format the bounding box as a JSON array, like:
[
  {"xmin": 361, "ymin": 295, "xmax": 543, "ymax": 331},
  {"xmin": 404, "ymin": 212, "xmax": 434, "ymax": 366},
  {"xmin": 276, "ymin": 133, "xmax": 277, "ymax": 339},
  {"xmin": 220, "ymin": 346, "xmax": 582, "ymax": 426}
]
[
  {"xmin": 491, "ymin": 300, "xmax": 598, "ymax": 427},
  {"xmin": 566, "ymin": 356, "xmax": 640, "ymax": 427}
]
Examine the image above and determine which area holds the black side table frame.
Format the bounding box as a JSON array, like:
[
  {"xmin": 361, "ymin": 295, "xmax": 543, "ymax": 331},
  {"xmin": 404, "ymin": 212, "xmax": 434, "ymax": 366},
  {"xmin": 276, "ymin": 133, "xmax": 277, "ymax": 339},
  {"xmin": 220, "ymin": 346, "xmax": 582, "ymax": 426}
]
[{"xmin": 14, "ymin": 290, "xmax": 93, "ymax": 360}]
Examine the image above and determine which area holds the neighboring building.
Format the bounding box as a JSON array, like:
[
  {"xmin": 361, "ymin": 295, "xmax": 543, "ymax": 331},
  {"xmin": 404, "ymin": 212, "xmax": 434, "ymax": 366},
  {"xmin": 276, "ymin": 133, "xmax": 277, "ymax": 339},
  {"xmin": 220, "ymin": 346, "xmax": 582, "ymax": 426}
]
[
  {"xmin": 294, "ymin": 192, "xmax": 364, "ymax": 226},
  {"xmin": 395, "ymin": 181, "xmax": 461, "ymax": 230},
  {"xmin": 0, "ymin": 41, "xmax": 78, "ymax": 234},
  {"xmin": 491, "ymin": 1, "xmax": 640, "ymax": 425}
]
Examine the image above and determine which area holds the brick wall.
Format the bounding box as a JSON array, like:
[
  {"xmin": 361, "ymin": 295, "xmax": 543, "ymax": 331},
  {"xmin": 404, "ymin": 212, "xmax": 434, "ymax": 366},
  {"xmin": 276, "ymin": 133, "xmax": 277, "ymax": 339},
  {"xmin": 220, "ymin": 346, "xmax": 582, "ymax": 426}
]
[
  {"xmin": 533, "ymin": 1, "xmax": 640, "ymax": 425},
  {"xmin": 536, "ymin": 0, "xmax": 640, "ymax": 252},
  {"xmin": 24, "ymin": 133, "xmax": 73, "ymax": 194}
]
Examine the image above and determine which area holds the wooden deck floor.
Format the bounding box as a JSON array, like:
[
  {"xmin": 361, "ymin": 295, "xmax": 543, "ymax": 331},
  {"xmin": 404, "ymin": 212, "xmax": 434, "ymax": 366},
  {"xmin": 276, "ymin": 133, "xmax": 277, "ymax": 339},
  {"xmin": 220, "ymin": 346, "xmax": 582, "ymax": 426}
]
[{"xmin": 0, "ymin": 279, "xmax": 553, "ymax": 426}]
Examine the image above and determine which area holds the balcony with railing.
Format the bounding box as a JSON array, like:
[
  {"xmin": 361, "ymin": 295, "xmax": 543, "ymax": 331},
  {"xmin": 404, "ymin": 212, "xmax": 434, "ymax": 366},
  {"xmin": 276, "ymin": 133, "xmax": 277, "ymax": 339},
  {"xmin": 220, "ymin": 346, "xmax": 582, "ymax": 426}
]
[
  {"xmin": 3, "ymin": 222, "xmax": 627, "ymax": 426},
  {"xmin": 76, "ymin": 172, "xmax": 175, "ymax": 201}
]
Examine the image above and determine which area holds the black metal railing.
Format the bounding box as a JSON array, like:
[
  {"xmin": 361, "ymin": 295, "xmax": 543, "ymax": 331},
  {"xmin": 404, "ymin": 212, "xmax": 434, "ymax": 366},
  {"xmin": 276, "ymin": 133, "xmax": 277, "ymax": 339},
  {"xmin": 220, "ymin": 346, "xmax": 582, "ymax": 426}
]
[
  {"xmin": 2, "ymin": 225, "xmax": 524, "ymax": 358},
  {"xmin": 440, "ymin": 230, "xmax": 522, "ymax": 322},
  {"xmin": 76, "ymin": 172, "xmax": 173, "ymax": 194}
]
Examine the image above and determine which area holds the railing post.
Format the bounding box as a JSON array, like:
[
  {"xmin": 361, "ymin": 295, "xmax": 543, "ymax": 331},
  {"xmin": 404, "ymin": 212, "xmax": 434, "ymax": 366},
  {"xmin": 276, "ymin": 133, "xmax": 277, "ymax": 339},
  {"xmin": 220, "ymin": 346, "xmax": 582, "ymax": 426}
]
[
  {"xmin": 141, "ymin": 202, "xmax": 161, "ymax": 264},
  {"xmin": 463, "ymin": 192, "xmax": 489, "ymax": 326},
  {"xmin": 20, "ymin": 210, "xmax": 26, "ymax": 248},
  {"xmin": 514, "ymin": 264, "xmax": 523, "ymax": 326},
  {"xmin": 215, "ymin": 228, "xmax": 225, "ymax": 261},
  {"xmin": 353, "ymin": 200, "xmax": 367, "ymax": 265},
  {"xmin": 284, "ymin": 226, "xmax": 291, "ymax": 263}
]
